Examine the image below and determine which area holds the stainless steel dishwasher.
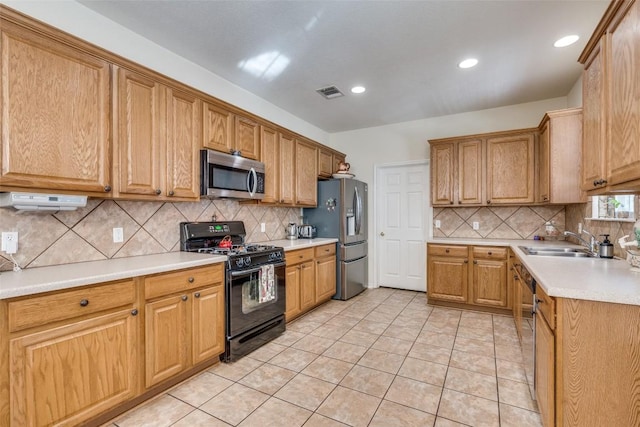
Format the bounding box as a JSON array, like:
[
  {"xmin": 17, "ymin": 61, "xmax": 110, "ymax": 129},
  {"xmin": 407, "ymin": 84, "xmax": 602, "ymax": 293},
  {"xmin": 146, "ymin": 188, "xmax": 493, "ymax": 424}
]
[{"xmin": 514, "ymin": 261, "xmax": 536, "ymax": 400}]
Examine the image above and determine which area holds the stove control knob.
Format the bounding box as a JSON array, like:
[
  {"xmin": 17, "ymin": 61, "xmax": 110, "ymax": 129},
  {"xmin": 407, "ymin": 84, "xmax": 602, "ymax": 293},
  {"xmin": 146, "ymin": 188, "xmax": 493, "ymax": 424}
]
[
  {"xmin": 244, "ymin": 256, "xmax": 251, "ymax": 267},
  {"xmin": 236, "ymin": 258, "xmax": 244, "ymax": 268}
]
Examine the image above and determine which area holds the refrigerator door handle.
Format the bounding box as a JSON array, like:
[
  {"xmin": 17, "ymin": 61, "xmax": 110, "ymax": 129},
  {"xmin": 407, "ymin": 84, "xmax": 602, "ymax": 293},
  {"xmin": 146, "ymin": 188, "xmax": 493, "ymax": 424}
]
[{"xmin": 354, "ymin": 186, "xmax": 362, "ymax": 235}]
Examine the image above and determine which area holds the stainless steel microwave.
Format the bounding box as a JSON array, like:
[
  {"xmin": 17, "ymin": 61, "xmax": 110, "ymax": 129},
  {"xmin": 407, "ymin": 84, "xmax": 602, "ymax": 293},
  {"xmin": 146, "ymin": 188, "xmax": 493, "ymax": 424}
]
[{"xmin": 200, "ymin": 150, "xmax": 265, "ymax": 199}]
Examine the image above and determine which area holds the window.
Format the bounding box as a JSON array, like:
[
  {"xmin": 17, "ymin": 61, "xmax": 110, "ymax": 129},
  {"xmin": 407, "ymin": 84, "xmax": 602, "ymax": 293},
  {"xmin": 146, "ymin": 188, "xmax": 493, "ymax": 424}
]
[{"xmin": 591, "ymin": 195, "xmax": 636, "ymax": 220}]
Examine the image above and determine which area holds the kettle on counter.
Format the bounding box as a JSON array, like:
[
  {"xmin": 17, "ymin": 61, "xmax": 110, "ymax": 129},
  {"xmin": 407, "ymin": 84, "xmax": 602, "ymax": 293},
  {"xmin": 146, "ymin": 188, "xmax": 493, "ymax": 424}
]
[
  {"xmin": 285, "ymin": 223, "xmax": 298, "ymax": 240},
  {"xmin": 599, "ymin": 234, "xmax": 614, "ymax": 258}
]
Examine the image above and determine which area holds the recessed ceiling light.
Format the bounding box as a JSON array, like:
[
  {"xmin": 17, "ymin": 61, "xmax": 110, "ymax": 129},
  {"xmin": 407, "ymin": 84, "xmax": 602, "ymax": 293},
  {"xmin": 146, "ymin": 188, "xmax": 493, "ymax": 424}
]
[
  {"xmin": 351, "ymin": 86, "xmax": 366, "ymax": 94},
  {"xmin": 554, "ymin": 35, "xmax": 579, "ymax": 48},
  {"xmin": 458, "ymin": 58, "xmax": 478, "ymax": 69}
]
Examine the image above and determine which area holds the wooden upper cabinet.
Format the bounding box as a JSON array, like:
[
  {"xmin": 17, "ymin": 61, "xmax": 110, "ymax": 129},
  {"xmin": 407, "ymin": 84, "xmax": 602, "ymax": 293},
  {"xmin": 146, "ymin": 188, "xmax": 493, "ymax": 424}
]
[
  {"xmin": 260, "ymin": 125, "xmax": 279, "ymax": 204},
  {"xmin": 0, "ymin": 21, "xmax": 111, "ymax": 194},
  {"xmin": 165, "ymin": 87, "xmax": 201, "ymax": 199},
  {"xmin": 114, "ymin": 68, "xmax": 200, "ymax": 200},
  {"xmin": 430, "ymin": 142, "xmax": 455, "ymax": 206},
  {"xmin": 458, "ymin": 139, "xmax": 484, "ymax": 205},
  {"xmin": 486, "ymin": 132, "xmax": 535, "ymax": 204},
  {"xmin": 607, "ymin": 0, "xmax": 640, "ymax": 188},
  {"xmin": 295, "ymin": 139, "xmax": 318, "ymax": 206},
  {"xmin": 538, "ymin": 108, "xmax": 584, "ymax": 204},
  {"xmin": 279, "ymin": 133, "xmax": 296, "ymax": 205},
  {"xmin": 115, "ymin": 68, "xmax": 164, "ymax": 197},
  {"xmin": 318, "ymin": 148, "xmax": 334, "ymax": 178},
  {"xmin": 203, "ymin": 102, "xmax": 233, "ymax": 154},
  {"xmin": 582, "ymin": 39, "xmax": 608, "ymax": 191},
  {"xmin": 235, "ymin": 115, "xmax": 260, "ymax": 160}
]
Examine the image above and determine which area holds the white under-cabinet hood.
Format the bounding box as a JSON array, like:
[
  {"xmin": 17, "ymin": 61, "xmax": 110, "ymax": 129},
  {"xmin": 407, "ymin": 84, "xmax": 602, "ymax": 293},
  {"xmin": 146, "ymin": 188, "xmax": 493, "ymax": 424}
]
[{"xmin": 0, "ymin": 192, "xmax": 87, "ymax": 211}]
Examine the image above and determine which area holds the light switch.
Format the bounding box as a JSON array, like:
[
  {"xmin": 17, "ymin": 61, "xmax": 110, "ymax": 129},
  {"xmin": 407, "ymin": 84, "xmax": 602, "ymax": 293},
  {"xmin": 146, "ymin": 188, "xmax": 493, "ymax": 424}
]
[{"xmin": 435, "ymin": 220, "xmax": 441, "ymax": 229}]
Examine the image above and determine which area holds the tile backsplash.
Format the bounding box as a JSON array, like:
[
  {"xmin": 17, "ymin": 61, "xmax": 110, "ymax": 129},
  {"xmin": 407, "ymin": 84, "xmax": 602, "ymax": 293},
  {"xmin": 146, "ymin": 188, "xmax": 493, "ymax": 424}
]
[
  {"xmin": 0, "ymin": 198, "xmax": 300, "ymax": 271},
  {"xmin": 433, "ymin": 206, "xmax": 565, "ymax": 240}
]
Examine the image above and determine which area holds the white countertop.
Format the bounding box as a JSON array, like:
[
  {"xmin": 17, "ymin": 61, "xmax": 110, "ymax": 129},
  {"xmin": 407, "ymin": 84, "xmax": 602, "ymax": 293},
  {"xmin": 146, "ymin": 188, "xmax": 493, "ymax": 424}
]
[
  {"xmin": 270, "ymin": 238, "xmax": 339, "ymax": 250},
  {"xmin": 0, "ymin": 252, "xmax": 226, "ymax": 299},
  {"xmin": 428, "ymin": 237, "xmax": 640, "ymax": 306},
  {"xmin": 0, "ymin": 239, "xmax": 339, "ymax": 300}
]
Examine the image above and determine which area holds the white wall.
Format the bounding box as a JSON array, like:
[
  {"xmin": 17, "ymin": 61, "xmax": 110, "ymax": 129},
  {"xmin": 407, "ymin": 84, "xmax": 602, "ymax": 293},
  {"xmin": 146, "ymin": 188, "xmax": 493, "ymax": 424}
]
[
  {"xmin": 2, "ymin": 0, "xmax": 329, "ymax": 144},
  {"xmin": 567, "ymin": 76, "xmax": 584, "ymax": 107},
  {"xmin": 329, "ymin": 96, "xmax": 568, "ymax": 286}
]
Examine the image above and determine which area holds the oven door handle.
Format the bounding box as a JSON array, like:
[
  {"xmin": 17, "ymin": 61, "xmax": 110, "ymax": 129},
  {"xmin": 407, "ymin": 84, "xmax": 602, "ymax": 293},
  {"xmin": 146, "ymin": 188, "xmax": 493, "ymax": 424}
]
[{"xmin": 229, "ymin": 261, "xmax": 286, "ymax": 277}]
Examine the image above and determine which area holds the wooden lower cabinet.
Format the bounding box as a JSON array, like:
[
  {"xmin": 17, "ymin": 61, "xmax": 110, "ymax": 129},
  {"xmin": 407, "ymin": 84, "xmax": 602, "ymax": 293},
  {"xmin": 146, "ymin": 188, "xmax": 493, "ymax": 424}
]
[
  {"xmin": 9, "ymin": 308, "xmax": 138, "ymax": 427},
  {"xmin": 285, "ymin": 244, "xmax": 336, "ymax": 322},
  {"xmin": 427, "ymin": 244, "xmax": 509, "ymax": 312},
  {"xmin": 192, "ymin": 285, "xmax": 225, "ymax": 364}
]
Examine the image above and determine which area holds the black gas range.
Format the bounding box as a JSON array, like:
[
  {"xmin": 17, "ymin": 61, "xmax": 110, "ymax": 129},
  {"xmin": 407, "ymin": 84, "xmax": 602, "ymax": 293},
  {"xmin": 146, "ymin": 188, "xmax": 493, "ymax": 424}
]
[{"xmin": 180, "ymin": 221, "xmax": 286, "ymax": 362}]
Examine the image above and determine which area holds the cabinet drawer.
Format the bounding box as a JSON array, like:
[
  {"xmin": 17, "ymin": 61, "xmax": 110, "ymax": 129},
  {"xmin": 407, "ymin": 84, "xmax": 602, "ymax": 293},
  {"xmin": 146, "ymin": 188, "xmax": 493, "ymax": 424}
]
[
  {"xmin": 286, "ymin": 248, "xmax": 314, "ymax": 265},
  {"xmin": 145, "ymin": 264, "xmax": 224, "ymax": 300},
  {"xmin": 473, "ymin": 246, "xmax": 508, "ymax": 260},
  {"xmin": 428, "ymin": 244, "xmax": 468, "ymax": 257},
  {"xmin": 315, "ymin": 244, "xmax": 336, "ymax": 258},
  {"xmin": 536, "ymin": 285, "xmax": 555, "ymax": 330},
  {"xmin": 8, "ymin": 279, "xmax": 136, "ymax": 332}
]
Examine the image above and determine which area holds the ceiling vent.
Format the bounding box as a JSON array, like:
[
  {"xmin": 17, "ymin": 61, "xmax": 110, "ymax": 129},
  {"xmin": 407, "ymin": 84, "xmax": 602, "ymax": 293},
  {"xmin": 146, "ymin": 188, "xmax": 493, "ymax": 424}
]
[{"xmin": 316, "ymin": 85, "xmax": 344, "ymax": 99}]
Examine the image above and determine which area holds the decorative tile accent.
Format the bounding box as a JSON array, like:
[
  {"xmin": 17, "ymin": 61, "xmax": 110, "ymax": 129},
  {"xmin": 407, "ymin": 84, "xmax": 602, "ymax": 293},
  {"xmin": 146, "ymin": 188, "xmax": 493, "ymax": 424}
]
[
  {"xmin": 434, "ymin": 205, "xmax": 567, "ymax": 241},
  {"xmin": 1, "ymin": 198, "xmax": 304, "ymax": 271}
]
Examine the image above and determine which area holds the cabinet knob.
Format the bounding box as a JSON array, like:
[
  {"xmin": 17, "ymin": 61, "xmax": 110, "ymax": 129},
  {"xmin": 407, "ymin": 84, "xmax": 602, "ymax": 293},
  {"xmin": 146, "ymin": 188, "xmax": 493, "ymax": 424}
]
[
  {"xmin": 450, "ymin": 201, "xmax": 454, "ymax": 205},
  {"xmin": 131, "ymin": 309, "xmax": 139, "ymax": 316},
  {"xmin": 104, "ymin": 185, "xmax": 112, "ymax": 192},
  {"xmin": 445, "ymin": 249, "xmax": 450, "ymax": 253},
  {"xmin": 155, "ymin": 188, "xmax": 162, "ymax": 195},
  {"xmin": 169, "ymin": 190, "xmax": 175, "ymax": 196},
  {"xmin": 380, "ymin": 232, "xmax": 385, "ymax": 237},
  {"xmin": 194, "ymin": 292, "xmax": 201, "ymax": 298},
  {"xmin": 188, "ymin": 277, "xmax": 195, "ymax": 283},
  {"xmin": 464, "ymin": 260, "xmax": 468, "ymax": 264},
  {"xmin": 473, "ymin": 260, "xmax": 478, "ymax": 264},
  {"xmin": 536, "ymin": 298, "xmax": 543, "ymax": 304},
  {"xmin": 181, "ymin": 295, "xmax": 188, "ymax": 302},
  {"xmin": 487, "ymin": 200, "xmax": 491, "ymax": 204},
  {"xmin": 488, "ymin": 251, "xmax": 492, "ymax": 255},
  {"xmin": 79, "ymin": 299, "xmax": 89, "ymax": 307},
  {"xmin": 543, "ymin": 196, "xmax": 549, "ymax": 201}
]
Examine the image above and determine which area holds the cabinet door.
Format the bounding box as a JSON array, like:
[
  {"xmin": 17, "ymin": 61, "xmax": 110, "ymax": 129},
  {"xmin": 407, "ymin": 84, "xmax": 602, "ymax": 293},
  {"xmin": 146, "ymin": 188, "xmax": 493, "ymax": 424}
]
[
  {"xmin": 333, "ymin": 154, "xmax": 346, "ymax": 176},
  {"xmin": 472, "ymin": 259, "xmax": 508, "ymax": 308},
  {"xmin": 582, "ymin": 40, "xmax": 608, "ymax": 191},
  {"xmin": 608, "ymin": 1, "xmax": 640, "ymax": 187},
  {"xmin": 458, "ymin": 139, "xmax": 484, "ymax": 205},
  {"xmin": 279, "ymin": 133, "xmax": 296, "ymax": 205},
  {"xmin": 538, "ymin": 121, "xmax": 550, "ymax": 203},
  {"xmin": 486, "ymin": 132, "xmax": 535, "ymax": 204},
  {"xmin": 430, "ymin": 143, "xmax": 455, "ymax": 206},
  {"xmin": 192, "ymin": 285, "xmax": 225, "ymax": 364},
  {"xmin": 300, "ymin": 262, "xmax": 316, "ymax": 310},
  {"xmin": 0, "ymin": 23, "xmax": 111, "ymax": 193},
  {"xmin": 166, "ymin": 87, "xmax": 200, "ymax": 199},
  {"xmin": 285, "ymin": 265, "xmax": 302, "ymax": 321},
  {"xmin": 318, "ymin": 148, "xmax": 334, "ymax": 178},
  {"xmin": 203, "ymin": 102, "xmax": 233, "ymax": 153},
  {"xmin": 115, "ymin": 67, "xmax": 164, "ymax": 197},
  {"xmin": 315, "ymin": 255, "xmax": 337, "ymax": 302},
  {"xmin": 10, "ymin": 309, "xmax": 137, "ymax": 427},
  {"xmin": 145, "ymin": 294, "xmax": 188, "ymax": 388},
  {"xmin": 260, "ymin": 126, "xmax": 280, "ymax": 204},
  {"xmin": 235, "ymin": 116, "xmax": 260, "ymax": 160},
  {"xmin": 295, "ymin": 139, "xmax": 318, "ymax": 206},
  {"xmin": 427, "ymin": 256, "xmax": 468, "ymax": 302},
  {"xmin": 535, "ymin": 312, "xmax": 555, "ymax": 427}
]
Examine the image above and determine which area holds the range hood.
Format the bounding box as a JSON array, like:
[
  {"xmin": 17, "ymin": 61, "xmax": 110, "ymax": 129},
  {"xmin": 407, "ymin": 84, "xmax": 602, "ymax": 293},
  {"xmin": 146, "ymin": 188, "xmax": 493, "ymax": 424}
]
[{"xmin": 0, "ymin": 192, "xmax": 87, "ymax": 211}]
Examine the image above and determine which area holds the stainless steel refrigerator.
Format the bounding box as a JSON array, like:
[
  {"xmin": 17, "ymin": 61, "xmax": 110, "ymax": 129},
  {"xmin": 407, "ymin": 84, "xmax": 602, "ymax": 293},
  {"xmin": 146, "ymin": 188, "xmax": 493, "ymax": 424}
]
[{"xmin": 303, "ymin": 179, "xmax": 368, "ymax": 300}]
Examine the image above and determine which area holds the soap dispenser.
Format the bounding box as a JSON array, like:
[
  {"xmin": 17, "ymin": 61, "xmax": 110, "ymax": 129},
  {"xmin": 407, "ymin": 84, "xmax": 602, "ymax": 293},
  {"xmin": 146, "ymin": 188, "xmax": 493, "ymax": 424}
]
[{"xmin": 599, "ymin": 234, "xmax": 614, "ymax": 258}]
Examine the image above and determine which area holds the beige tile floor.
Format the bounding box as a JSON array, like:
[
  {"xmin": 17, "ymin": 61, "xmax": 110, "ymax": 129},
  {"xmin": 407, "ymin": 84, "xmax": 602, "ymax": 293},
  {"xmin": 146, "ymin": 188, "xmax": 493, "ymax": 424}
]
[{"xmin": 106, "ymin": 288, "xmax": 542, "ymax": 427}]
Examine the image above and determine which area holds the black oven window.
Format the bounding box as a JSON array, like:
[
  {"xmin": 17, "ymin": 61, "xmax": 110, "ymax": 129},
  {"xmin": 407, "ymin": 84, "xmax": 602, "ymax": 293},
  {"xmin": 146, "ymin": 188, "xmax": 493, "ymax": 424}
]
[{"xmin": 241, "ymin": 266, "xmax": 278, "ymax": 314}]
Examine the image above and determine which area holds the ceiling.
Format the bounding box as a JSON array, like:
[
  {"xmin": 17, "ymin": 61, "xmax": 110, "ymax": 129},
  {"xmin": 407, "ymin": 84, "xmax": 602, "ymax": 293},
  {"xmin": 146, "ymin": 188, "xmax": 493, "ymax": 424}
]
[{"xmin": 79, "ymin": 1, "xmax": 608, "ymax": 133}]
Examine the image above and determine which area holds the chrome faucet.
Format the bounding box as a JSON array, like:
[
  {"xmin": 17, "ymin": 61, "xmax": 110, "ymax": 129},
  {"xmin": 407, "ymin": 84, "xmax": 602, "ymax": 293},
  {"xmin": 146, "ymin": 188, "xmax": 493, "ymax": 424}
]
[{"xmin": 563, "ymin": 230, "xmax": 599, "ymax": 255}]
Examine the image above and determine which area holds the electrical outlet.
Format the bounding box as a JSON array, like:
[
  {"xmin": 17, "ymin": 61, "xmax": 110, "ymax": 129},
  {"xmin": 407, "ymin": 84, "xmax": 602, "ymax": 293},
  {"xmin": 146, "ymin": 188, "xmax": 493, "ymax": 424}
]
[
  {"xmin": 1, "ymin": 231, "xmax": 18, "ymax": 254},
  {"xmin": 260, "ymin": 223, "xmax": 266, "ymax": 232},
  {"xmin": 435, "ymin": 220, "xmax": 441, "ymax": 229},
  {"xmin": 578, "ymin": 222, "xmax": 583, "ymax": 234},
  {"xmin": 113, "ymin": 227, "xmax": 124, "ymax": 243},
  {"xmin": 472, "ymin": 221, "xmax": 480, "ymax": 230}
]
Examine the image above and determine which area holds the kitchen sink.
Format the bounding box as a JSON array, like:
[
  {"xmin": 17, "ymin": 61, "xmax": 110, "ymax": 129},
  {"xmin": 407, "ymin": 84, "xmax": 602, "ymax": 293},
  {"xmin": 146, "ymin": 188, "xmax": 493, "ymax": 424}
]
[{"xmin": 519, "ymin": 246, "xmax": 595, "ymax": 258}]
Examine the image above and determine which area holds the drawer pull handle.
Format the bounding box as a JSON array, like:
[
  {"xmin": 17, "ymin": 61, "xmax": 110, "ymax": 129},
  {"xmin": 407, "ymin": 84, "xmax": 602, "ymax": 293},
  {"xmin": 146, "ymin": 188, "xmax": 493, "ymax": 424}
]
[
  {"xmin": 131, "ymin": 309, "xmax": 139, "ymax": 316},
  {"xmin": 445, "ymin": 249, "xmax": 450, "ymax": 253},
  {"xmin": 181, "ymin": 295, "xmax": 188, "ymax": 302},
  {"xmin": 79, "ymin": 299, "xmax": 89, "ymax": 307},
  {"xmin": 488, "ymin": 251, "xmax": 492, "ymax": 255},
  {"xmin": 195, "ymin": 292, "xmax": 201, "ymax": 298},
  {"xmin": 188, "ymin": 277, "xmax": 195, "ymax": 283}
]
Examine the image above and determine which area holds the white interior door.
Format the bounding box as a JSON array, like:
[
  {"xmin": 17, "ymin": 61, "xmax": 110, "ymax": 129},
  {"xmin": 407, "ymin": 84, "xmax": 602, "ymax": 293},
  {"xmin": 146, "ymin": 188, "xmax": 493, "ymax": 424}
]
[{"xmin": 376, "ymin": 162, "xmax": 429, "ymax": 291}]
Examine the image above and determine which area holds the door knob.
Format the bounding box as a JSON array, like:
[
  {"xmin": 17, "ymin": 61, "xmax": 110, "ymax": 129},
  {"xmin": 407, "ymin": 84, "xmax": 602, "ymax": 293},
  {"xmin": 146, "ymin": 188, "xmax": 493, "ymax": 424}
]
[{"xmin": 380, "ymin": 232, "xmax": 385, "ymax": 236}]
